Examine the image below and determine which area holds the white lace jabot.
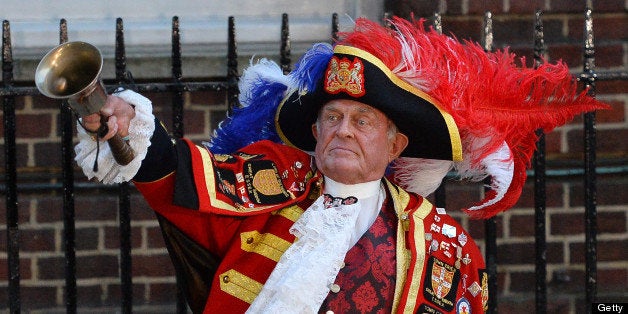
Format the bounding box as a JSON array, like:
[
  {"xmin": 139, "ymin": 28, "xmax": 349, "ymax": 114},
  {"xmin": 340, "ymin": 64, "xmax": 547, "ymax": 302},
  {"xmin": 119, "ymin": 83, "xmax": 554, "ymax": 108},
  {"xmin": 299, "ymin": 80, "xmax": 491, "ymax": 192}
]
[{"xmin": 246, "ymin": 177, "xmax": 385, "ymax": 313}]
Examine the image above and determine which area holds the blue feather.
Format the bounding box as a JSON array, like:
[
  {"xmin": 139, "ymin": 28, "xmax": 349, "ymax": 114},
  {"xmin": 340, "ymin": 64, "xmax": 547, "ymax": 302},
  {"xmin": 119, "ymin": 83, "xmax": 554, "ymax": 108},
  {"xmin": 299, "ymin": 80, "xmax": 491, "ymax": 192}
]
[
  {"xmin": 290, "ymin": 43, "xmax": 333, "ymax": 92},
  {"xmin": 207, "ymin": 81, "xmax": 286, "ymax": 154},
  {"xmin": 206, "ymin": 43, "xmax": 334, "ymax": 154}
]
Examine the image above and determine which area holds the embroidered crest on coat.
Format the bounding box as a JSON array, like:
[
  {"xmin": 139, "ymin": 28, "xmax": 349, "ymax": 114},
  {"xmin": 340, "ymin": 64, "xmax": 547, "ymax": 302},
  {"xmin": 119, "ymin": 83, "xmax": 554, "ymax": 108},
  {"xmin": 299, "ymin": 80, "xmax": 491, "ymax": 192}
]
[
  {"xmin": 324, "ymin": 56, "xmax": 365, "ymax": 97},
  {"xmin": 423, "ymin": 256, "xmax": 460, "ymax": 311}
]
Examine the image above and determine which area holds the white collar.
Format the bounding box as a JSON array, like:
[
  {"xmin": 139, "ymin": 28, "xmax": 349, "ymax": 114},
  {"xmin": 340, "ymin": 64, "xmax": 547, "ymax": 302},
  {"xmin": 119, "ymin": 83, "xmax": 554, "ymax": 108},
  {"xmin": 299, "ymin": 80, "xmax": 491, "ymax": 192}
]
[{"xmin": 323, "ymin": 176, "xmax": 381, "ymax": 199}]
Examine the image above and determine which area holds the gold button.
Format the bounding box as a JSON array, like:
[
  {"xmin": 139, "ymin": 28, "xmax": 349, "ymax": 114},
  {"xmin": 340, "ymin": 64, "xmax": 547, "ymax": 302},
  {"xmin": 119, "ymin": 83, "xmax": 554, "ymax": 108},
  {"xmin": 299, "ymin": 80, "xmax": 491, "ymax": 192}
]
[
  {"xmin": 330, "ymin": 283, "xmax": 340, "ymax": 293},
  {"xmin": 222, "ymin": 275, "xmax": 230, "ymax": 283},
  {"xmin": 246, "ymin": 237, "xmax": 254, "ymax": 244}
]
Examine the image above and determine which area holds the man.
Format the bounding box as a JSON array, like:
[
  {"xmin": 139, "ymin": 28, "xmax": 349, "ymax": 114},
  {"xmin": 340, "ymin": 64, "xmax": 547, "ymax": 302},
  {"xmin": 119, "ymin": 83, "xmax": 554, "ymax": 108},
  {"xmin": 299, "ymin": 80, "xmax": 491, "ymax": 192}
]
[{"xmin": 75, "ymin": 17, "xmax": 606, "ymax": 313}]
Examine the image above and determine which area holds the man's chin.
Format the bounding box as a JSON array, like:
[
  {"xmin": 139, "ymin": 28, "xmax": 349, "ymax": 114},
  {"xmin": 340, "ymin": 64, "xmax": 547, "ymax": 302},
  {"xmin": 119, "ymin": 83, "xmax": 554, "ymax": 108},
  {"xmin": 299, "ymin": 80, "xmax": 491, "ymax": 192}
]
[{"xmin": 321, "ymin": 163, "xmax": 363, "ymax": 182}]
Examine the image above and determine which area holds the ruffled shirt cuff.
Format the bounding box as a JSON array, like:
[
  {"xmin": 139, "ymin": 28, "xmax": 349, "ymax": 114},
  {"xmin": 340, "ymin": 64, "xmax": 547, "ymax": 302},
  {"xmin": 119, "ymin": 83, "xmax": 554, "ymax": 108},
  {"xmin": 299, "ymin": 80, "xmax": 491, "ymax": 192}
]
[{"xmin": 74, "ymin": 89, "xmax": 155, "ymax": 184}]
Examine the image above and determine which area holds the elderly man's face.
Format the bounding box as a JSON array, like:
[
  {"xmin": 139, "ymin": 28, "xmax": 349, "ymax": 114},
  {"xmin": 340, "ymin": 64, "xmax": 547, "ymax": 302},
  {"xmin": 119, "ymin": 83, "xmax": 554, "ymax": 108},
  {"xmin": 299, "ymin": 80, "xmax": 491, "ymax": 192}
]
[{"xmin": 312, "ymin": 99, "xmax": 408, "ymax": 185}]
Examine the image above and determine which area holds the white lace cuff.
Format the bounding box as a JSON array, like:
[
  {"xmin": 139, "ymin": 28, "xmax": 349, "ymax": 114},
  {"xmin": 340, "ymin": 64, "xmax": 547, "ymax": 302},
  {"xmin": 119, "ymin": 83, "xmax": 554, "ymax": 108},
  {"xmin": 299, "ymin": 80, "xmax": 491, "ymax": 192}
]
[{"xmin": 74, "ymin": 89, "xmax": 155, "ymax": 184}]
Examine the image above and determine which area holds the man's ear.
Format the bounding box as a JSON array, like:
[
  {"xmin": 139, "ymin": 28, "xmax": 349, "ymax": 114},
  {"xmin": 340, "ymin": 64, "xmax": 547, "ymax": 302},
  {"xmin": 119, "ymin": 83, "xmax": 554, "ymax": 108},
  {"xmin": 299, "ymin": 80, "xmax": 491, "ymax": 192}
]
[
  {"xmin": 311, "ymin": 123, "xmax": 318, "ymax": 141},
  {"xmin": 389, "ymin": 132, "xmax": 409, "ymax": 162}
]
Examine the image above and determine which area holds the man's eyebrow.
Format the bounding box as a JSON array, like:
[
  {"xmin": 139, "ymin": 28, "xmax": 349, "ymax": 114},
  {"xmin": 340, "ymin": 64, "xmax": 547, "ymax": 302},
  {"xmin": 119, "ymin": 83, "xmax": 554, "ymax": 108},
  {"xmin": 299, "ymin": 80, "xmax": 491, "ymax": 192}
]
[{"xmin": 357, "ymin": 106, "xmax": 372, "ymax": 113}]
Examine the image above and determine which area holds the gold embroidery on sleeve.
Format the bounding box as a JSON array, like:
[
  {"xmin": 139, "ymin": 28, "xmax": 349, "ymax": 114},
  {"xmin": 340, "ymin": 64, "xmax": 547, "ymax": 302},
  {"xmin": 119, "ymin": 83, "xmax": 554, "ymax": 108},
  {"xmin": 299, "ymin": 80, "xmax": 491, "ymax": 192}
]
[
  {"xmin": 240, "ymin": 230, "xmax": 292, "ymax": 262},
  {"xmin": 219, "ymin": 269, "xmax": 263, "ymax": 304}
]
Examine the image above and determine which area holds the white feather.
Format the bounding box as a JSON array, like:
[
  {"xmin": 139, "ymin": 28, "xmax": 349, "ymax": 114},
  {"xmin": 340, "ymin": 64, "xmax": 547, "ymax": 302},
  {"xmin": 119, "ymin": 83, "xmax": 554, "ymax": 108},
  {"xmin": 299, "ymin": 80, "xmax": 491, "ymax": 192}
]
[
  {"xmin": 238, "ymin": 58, "xmax": 293, "ymax": 107},
  {"xmin": 392, "ymin": 157, "xmax": 453, "ymax": 197}
]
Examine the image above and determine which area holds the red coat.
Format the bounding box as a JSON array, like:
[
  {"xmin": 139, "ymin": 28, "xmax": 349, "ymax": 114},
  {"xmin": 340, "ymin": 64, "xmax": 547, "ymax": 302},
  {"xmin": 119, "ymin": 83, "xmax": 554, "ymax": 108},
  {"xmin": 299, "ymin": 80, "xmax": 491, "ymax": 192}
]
[{"xmin": 133, "ymin": 138, "xmax": 488, "ymax": 313}]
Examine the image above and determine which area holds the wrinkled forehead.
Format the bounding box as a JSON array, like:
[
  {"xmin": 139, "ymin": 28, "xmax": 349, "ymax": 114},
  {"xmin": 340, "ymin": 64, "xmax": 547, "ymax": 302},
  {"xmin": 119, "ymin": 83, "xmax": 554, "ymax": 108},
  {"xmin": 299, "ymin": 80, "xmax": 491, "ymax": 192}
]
[{"xmin": 318, "ymin": 99, "xmax": 388, "ymax": 118}]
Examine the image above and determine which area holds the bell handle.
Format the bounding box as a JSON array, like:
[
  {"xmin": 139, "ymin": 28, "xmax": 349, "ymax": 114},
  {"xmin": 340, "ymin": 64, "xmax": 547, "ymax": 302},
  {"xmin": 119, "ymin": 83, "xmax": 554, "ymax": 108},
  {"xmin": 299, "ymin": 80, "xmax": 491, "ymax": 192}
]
[{"xmin": 98, "ymin": 115, "xmax": 135, "ymax": 166}]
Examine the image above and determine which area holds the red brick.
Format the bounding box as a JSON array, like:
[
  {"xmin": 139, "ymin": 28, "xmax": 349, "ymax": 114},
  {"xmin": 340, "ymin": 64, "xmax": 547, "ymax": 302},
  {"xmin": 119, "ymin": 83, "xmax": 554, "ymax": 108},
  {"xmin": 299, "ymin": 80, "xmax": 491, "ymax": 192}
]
[
  {"xmin": 441, "ymin": 18, "xmax": 484, "ymax": 43},
  {"xmin": 568, "ymin": 15, "xmax": 628, "ymax": 42},
  {"xmin": 33, "ymin": 142, "xmax": 62, "ymax": 169},
  {"xmin": 550, "ymin": 212, "xmax": 584, "ymax": 235},
  {"xmin": 20, "ymin": 286, "xmax": 60, "ymax": 309},
  {"xmin": 147, "ymin": 225, "xmax": 168, "ymax": 249},
  {"xmin": 189, "ymin": 90, "xmax": 227, "ymax": 106},
  {"xmin": 131, "ymin": 254, "xmax": 175, "ymax": 277},
  {"xmin": 75, "ymin": 227, "xmax": 100, "ymax": 251},
  {"xmin": 442, "ymin": 180, "xmax": 484, "ymax": 213},
  {"xmin": 33, "ymin": 195, "xmax": 63, "ymax": 223},
  {"xmin": 598, "ymin": 268, "xmax": 628, "ymax": 292},
  {"xmin": 444, "ymin": 0, "xmax": 464, "ymax": 15},
  {"xmin": 547, "ymin": 44, "xmax": 583, "ymax": 68},
  {"xmin": 0, "ymin": 257, "xmax": 32, "ymax": 280},
  {"xmin": 597, "ymin": 240, "xmax": 628, "ymax": 262},
  {"xmin": 570, "ymin": 175, "xmax": 628, "ymax": 206},
  {"xmin": 509, "ymin": 0, "xmax": 546, "ymax": 14},
  {"xmin": 16, "ymin": 114, "xmax": 53, "ymax": 138},
  {"xmin": 130, "ymin": 194, "xmax": 158, "ymax": 220},
  {"xmin": 74, "ymin": 194, "xmax": 119, "ymax": 221},
  {"xmin": 493, "ymin": 19, "xmax": 536, "ymax": 45},
  {"xmin": 567, "ymin": 128, "xmax": 627, "ymax": 157},
  {"xmin": 598, "ymin": 80, "xmax": 628, "ymax": 94},
  {"xmin": 548, "ymin": 268, "xmax": 585, "ymax": 294},
  {"xmin": 148, "ymin": 282, "xmax": 179, "ymax": 303},
  {"xmin": 468, "ymin": 0, "xmax": 504, "ymax": 14},
  {"xmin": 570, "ymin": 240, "xmax": 628, "ymax": 263},
  {"xmin": 592, "ymin": 1, "xmax": 626, "ymax": 12},
  {"xmin": 76, "ymin": 255, "xmax": 120, "ymax": 278},
  {"xmin": 2, "ymin": 193, "xmax": 33, "ymax": 225},
  {"xmin": 513, "ymin": 180, "xmax": 565, "ymax": 209},
  {"xmin": 497, "ymin": 242, "xmax": 563, "ymax": 264},
  {"xmin": 594, "ymin": 100, "xmax": 624, "ymax": 124},
  {"xmin": 509, "ymin": 213, "xmax": 535, "ymax": 237},
  {"xmin": 20, "ymin": 229, "xmax": 56, "ymax": 252},
  {"xmin": 467, "ymin": 215, "xmax": 504, "ymax": 239},
  {"xmin": 547, "ymin": 0, "xmax": 587, "ymax": 13},
  {"xmin": 75, "ymin": 284, "xmax": 106, "ymax": 306},
  {"xmin": 183, "ymin": 109, "xmax": 207, "ymax": 136},
  {"xmin": 105, "ymin": 282, "xmax": 147, "ymax": 305},
  {"xmin": 584, "ymin": 174, "xmax": 628, "ymax": 205},
  {"xmin": 597, "ymin": 211, "xmax": 627, "ymax": 234},
  {"xmin": 590, "ymin": 44, "xmax": 625, "ymax": 68},
  {"xmin": 104, "ymin": 225, "xmax": 143, "ymax": 250},
  {"xmin": 31, "ymin": 94, "xmax": 61, "ymax": 110},
  {"xmin": 509, "ymin": 271, "xmax": 537, "ymax": 292},
  {"xmin": 0, "ymin": 143, "xmax": 29, "ymax": 169},
  {"xmin": 37, "ymin": 257, "xmax": 66, "ymax": 280},
  {"xmin": 544, "ymin": 131, "xmax": 562, "ymax": 155}
]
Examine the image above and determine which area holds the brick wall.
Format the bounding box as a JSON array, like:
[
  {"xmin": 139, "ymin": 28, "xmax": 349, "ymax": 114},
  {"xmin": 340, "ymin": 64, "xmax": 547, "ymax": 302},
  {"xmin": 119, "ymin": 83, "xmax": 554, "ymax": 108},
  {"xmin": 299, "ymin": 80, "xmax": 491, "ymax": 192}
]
[{"xmin": 1, "ymin": 1, "xmax": 626, "ymax": 313}]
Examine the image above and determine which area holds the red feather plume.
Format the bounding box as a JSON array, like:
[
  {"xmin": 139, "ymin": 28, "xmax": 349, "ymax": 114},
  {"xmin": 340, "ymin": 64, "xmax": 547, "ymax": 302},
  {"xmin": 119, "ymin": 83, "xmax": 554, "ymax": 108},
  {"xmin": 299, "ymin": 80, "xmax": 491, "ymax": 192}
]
[{"xmin": 336, "ymin": 17, "xmax": 610, "ymax": 219}]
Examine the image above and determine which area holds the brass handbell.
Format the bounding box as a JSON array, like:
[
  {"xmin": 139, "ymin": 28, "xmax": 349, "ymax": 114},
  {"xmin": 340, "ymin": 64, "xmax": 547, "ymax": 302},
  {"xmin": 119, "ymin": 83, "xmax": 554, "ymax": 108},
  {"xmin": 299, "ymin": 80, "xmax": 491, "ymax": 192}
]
[{"xmin": 35, "ymin": 41, "xmax": 134, "ymax": 166}]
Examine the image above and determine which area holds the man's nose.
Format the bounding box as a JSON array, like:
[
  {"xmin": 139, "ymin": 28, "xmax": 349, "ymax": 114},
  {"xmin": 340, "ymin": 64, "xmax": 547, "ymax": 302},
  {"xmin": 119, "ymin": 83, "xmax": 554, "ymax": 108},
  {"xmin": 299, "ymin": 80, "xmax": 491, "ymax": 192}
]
[{"xmin": 335, "ymin": 118, "xmax": 354, "ymax": 137}]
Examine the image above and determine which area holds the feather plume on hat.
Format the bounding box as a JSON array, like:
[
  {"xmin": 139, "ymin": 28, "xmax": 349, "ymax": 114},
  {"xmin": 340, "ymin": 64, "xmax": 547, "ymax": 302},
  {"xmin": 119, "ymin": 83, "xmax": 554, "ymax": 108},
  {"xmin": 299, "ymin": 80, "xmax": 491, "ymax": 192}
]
[
  {"xmin": 339, "ymin": 17, "xmax": 609, "ymax": 219},
  {"xmin": 206, "ymin": 44, "xmax": 333, "ymax": 154},
  {"xmin": 207, "ymin": 17, "xmax": 609, "ymax": 219}
]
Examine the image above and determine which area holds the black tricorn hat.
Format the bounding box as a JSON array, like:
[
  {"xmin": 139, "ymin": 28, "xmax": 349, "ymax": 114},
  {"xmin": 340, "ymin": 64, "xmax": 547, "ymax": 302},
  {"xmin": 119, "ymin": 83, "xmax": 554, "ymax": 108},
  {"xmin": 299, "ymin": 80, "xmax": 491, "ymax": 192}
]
[{"xmin": 275, "ymin": 45, "xmax": 462, "ymax": 161}]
